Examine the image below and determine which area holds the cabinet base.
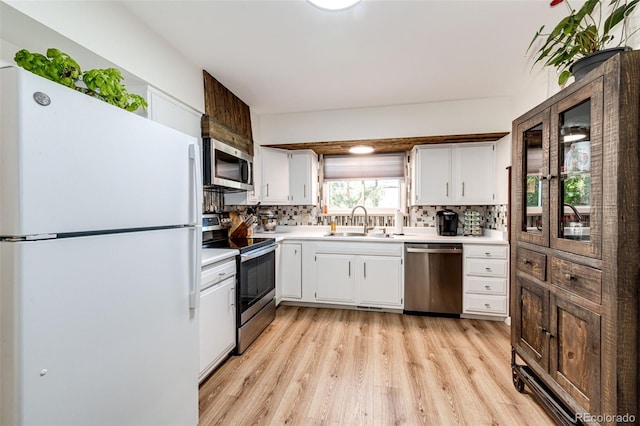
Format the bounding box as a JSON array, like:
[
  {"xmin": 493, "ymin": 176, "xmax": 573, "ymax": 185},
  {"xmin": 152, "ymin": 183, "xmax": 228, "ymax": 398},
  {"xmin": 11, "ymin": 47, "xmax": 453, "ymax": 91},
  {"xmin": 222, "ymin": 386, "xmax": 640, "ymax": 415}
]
[{"xmin": 511, "ymin": 352, "xmax": 583, "ymax": 425}]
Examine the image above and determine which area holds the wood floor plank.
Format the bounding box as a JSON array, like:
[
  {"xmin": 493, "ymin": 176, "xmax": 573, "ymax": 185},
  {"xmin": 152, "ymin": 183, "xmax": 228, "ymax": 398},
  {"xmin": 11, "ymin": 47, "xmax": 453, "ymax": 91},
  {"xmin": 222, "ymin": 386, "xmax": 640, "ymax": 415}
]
[{"xmin": 199, "ymin": 306, "xmax": 554, "ymax": 425}]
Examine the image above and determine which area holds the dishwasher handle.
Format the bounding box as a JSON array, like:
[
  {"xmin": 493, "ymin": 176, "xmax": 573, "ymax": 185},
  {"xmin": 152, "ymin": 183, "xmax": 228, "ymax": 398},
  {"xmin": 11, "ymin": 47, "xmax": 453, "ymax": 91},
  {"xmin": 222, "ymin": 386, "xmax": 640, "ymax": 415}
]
[{"xmin": 406, "ymin": 247, "xmax": 462, "ymax": 254}]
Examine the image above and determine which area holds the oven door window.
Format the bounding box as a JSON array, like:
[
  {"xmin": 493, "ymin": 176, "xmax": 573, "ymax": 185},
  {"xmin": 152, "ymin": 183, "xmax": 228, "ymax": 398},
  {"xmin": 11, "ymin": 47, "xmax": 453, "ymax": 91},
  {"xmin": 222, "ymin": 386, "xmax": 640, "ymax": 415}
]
[
  {"xmin": 239, "ymin": 250, "xmax": 275, "ymax": 315},
  {"xmin": 215, "ymin": 149, "xmax": 250, "ymax": 184}
]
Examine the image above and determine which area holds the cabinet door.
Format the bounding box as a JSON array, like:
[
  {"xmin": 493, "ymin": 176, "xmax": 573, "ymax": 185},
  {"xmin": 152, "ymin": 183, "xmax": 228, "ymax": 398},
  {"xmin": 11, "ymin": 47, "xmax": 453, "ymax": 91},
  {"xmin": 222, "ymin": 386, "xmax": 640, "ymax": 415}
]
[
  {"xmin": 261, "ymin": 148, "xmax": 290, "ymax": 204},
  {"xmin": 550, "ymin": 79, "xmax": 603, "ymax": 259},
  {"xmin": 455, "ymin": 144, "xmax": 495, "ymax": 204},
  {"xmin": 513, "ymin": 110, "xmax": 550, "ymax": 247},
  {"xmin": 199, "ymin": 278, "xmax": 235, "ymax": 379},
  {"xmin": 549, "ymin": 294, "xmax": 601, "ymax": 413},
  {"xmin": 289, "ymin": 151, "xmax": 317, "ymax": 205},
  {"xmin": 281, "ymin": 243, "xmax": 302, "ymax": 299},
  {"xmin": 147, "ymin": 87, "xmax": 202, "ymax": 139},
  {"xmin": 356, "ymin": 256, "xmax": 402, "ymax": 307},
  {"xmin": 315, "ymin": 254, "xmax": 355, "ymax": 303},
  {"xmin": 413, "ymin": 147, "xmax": 452, "ymax": 205},
  {"xmin": 512, "ymin": 276, "xmax": 549, "ymax": 372}
]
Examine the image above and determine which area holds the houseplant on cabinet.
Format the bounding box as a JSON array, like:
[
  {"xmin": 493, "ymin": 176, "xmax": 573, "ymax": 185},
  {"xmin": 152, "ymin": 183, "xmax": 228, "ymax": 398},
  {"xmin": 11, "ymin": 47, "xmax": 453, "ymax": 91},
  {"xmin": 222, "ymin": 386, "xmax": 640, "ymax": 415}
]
[
  {"xmin": 528, "ymin": 0, "xmax": 639, "ymax": 84},
  {"xmin": 14, "ymin": 48, "xmax": 147, "ymax": 112}
]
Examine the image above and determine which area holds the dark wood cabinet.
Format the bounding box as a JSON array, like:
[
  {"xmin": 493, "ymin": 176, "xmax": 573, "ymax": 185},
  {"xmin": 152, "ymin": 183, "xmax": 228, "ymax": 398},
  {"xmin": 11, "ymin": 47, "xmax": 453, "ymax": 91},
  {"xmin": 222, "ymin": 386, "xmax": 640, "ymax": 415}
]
[{"xmin": 511, "ymin": 52, "xmax": 640, "ymax": 425}]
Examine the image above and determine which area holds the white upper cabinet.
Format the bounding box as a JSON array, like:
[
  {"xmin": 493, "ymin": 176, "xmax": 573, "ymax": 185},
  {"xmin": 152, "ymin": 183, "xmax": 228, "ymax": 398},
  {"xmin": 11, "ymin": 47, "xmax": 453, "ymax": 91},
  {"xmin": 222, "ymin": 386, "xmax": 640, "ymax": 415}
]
[
  {"xmin": 261, "ymin": 147, "xmax": 290, "ymax": 204},
  {"xmin": 132, "ymin": 86, "xmax": 202, "ymax": 140},
  {"xmin": 288, "ymin": 150, "xmax": 318, "ymax": 205},
  {"xmin": 412, "ymin": 146, "xmax": 452, "ymax": 205},
  {"xmin": 454, "ymin": 144, "xmax": 496, "ymax": 204},
  {"xmin": 411, "ymin": 143, "xmax": 496, "ymax": 205}
]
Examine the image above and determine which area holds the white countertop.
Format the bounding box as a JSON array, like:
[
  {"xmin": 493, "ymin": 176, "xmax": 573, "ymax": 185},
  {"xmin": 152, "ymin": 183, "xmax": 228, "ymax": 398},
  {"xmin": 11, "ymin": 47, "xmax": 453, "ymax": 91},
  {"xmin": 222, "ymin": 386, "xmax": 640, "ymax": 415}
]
[
  {"xmin": 202, "ymin": 248, "xmax": 239, "ymax": 267},
  {"xmin": 253, "ymin": 226, "xmax": 508, "ymax": 245}
]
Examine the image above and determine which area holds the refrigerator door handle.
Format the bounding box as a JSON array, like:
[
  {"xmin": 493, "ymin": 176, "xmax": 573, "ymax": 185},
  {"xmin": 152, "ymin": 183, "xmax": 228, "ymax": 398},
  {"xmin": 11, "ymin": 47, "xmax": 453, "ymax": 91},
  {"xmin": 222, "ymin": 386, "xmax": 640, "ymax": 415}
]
[
  {"xmin": 189, "ymin": 143, "xmax": 203, "ymax": 225},
  {"xmin": 190, "ymin": 226, "xmax": 202, "ymax": 309}
]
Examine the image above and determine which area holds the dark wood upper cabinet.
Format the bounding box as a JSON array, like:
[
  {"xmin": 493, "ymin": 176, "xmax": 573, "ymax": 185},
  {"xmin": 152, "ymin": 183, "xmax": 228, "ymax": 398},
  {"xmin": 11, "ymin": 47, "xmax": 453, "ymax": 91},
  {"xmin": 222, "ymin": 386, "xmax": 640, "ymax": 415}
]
[{"xmin": 202, "ymin": 71, "xmax": 253, "ymax": 155}]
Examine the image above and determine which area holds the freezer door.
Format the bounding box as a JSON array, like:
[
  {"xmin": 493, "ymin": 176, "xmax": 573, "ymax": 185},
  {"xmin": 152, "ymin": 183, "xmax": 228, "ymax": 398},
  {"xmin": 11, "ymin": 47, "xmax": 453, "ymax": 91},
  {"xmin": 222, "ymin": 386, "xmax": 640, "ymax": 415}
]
[
  {"xmin": 0, "ymin": 228, "xmax": 198, "ymax": 426},
  {"xmin": 0, "ymin": 67, "xmax": 201, "ymax": 236}
]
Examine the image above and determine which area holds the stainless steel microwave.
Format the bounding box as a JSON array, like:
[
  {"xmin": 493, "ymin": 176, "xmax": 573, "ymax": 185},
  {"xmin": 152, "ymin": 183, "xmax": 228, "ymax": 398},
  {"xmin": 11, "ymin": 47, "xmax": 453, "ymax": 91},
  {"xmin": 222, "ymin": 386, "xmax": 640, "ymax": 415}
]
[{"xmin": 203, "ymin": 138, "xmax": 253, "ymax": 191}]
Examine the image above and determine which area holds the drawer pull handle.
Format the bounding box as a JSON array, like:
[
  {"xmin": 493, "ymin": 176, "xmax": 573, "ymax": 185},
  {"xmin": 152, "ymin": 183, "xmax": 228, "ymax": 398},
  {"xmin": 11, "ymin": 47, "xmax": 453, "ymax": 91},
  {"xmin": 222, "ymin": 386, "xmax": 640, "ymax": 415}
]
[
  {"xmin": 522, "ymin": 259, "xmax": 531, "ymax": 265},
  {"xmin": 485, "ymin": 267, "xmax": 492, "ymax": 272},
  {"xmin": 484, "ymin": 252, "xmax": 491, "ymax": 256},
  {"xmin": 484, "ymin": 303, "xmax": 491, "ymax": 308},
  {"xmin": 565, "ymin": 273, "xmax": 576, "ymax": 281},
  {"xmin": 484, "ymin": 285, "xmax": 491, "ymax": 290},
  {"xmin": 219, "ymin": 272, "xmax": 226, "ymax": 276}
]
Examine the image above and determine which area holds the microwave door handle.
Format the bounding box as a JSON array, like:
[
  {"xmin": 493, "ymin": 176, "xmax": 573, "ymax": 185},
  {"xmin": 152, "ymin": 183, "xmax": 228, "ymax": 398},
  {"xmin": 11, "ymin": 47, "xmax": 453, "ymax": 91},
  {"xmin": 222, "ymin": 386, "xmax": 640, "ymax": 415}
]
[{"xmin": 248, "ymin": 159, "xmax": 254, "ymax": 185}]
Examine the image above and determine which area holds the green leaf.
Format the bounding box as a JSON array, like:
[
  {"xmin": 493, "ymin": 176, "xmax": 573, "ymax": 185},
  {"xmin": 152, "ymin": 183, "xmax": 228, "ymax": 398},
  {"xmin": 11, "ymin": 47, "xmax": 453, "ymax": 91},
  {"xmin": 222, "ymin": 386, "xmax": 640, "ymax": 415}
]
[
  {"xmin": 558, "ymin": 70, "xmax": 572, "ymax": 85},
  {"xmin": 604, "ymin": 4, "xmax": 628, "ymax": 34},
  {"xmin": 526, "ymin": 25, "xmax": 547, "ymax": 52}
]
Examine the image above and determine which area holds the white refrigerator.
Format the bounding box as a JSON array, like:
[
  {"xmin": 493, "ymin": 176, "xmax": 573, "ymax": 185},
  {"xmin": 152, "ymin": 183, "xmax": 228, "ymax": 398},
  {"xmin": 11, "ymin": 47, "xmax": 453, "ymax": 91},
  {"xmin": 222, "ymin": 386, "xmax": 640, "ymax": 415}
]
[{"xmin": 0, "ymin": 67, "xmax": 202, "ymax": 425}]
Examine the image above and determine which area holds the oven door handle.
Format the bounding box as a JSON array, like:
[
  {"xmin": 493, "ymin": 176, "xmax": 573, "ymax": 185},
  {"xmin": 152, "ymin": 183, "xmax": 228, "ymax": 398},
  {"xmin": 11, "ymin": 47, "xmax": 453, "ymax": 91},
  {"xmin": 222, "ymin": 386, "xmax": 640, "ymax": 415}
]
[{"xmin": 240, "ymin": 244, "xmax": 277, "ymax": 263}]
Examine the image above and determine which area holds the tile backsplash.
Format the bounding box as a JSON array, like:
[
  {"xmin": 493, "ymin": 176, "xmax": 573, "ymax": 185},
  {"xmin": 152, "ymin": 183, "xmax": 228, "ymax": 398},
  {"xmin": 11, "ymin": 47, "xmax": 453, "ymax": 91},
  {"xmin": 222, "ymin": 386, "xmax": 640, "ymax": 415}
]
[{"xmin": 226, "ymin": 204, "xmax": 509, "ymax": 232}]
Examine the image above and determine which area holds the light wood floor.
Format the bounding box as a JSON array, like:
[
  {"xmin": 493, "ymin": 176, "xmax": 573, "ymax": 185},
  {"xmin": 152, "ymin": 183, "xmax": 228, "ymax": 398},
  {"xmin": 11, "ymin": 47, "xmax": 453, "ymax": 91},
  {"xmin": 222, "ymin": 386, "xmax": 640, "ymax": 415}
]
[{"xmin": 199, "ymin": 306, "xmax": 554, "ymax": 425}]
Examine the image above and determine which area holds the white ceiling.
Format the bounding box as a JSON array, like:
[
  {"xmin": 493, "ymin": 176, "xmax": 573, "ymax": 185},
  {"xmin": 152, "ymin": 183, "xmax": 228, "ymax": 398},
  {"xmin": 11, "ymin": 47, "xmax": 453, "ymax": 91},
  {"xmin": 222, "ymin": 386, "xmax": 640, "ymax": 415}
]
[{"xmin": 120, "ymin": 0, "xmax": 564, "ymax": 115}]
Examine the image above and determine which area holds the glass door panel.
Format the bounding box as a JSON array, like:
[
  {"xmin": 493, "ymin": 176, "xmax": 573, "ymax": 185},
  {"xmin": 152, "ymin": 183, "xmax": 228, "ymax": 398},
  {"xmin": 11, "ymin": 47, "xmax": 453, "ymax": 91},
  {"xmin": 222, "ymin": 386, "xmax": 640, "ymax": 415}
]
[
  {"xmin": 559, "ymin": 100, "xmax": 591, "ymax": 242},
  {"xmin": 524, "ymin": 122, "xmax": 544, "ymax": 236},
  {"xmin": 550, "ymin": 78, "xmax": 602, "ymax": 259},
  {"xmin": 515, "ymin": 109, "xmax": 549, "ymax": 247}
]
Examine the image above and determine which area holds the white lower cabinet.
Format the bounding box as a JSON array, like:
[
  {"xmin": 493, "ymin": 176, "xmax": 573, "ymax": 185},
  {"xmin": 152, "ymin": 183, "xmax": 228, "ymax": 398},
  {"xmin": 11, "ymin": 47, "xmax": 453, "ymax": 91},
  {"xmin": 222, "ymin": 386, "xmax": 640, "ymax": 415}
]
[
  {"xmin": 314, "ymin": 242, "xmax": 403, "ymax": 309},
  {"xmin": 462, "ymin": 243, "xmax": 509, "ymax": 318},
  {"xmin": 315, "ymin": 253, "xmax": 356, "ymax": 303},
  {"xmin": 199, "ymin": 276, "xmax": 235, "ymax": 382},
  {"xmin": 280, "ymin": 242, "xmax": 302, "ymax": 299},
  {"xmin": 356, "ymin": 256, "xmax": 403, "ymax": 307}
]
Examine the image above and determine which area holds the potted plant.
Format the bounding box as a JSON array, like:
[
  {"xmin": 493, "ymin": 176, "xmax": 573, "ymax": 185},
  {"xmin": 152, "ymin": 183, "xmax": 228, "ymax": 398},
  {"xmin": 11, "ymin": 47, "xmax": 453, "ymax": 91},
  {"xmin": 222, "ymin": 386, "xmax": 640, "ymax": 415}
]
[
  {"xmin": 528, "ymin": 0, "xmax": 639, "ymax": 85},
  {"xmin": 14, "ymin": 48, "xmax": 147, "ymax": 112}
]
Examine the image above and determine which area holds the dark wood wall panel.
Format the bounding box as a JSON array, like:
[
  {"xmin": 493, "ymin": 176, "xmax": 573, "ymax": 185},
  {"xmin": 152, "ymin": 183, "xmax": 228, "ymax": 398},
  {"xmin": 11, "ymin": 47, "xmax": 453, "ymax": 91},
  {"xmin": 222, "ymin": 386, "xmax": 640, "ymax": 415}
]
[{"xmin": 202, "ymin": 71, "xmax": 253, "ymax": 154}]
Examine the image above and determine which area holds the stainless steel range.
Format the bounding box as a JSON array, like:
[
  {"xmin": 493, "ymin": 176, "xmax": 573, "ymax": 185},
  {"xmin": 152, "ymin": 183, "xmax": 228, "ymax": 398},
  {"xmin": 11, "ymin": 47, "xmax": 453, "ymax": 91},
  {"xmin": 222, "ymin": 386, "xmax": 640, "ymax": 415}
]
[{"xmin": 202, "ymin": 213, "xmax": 276, "ymax": 354}]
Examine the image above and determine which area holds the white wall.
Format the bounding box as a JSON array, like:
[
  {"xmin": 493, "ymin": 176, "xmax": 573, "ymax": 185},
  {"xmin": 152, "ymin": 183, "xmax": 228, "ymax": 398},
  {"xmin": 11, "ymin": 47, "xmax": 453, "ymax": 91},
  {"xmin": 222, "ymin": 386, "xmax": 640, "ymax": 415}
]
[
  {"xmin": 255, "ymin": 97, "xmax": 512, "ymax": 145},
  {"xmin": 1, "ymin": 0, "xmax": 204, "ymax": 112}
]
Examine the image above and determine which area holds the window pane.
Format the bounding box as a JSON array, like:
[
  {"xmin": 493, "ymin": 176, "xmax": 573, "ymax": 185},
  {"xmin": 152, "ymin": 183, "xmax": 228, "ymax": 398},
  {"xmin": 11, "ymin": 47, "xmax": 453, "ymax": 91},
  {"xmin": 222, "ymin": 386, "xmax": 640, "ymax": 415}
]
[
  {"xmin": 327, "ymin": 179, "xmax": 401, "ymax": 210},
  {"xmin": 327, "ymin": 181, "xmax": 364, "ymax": 209}
]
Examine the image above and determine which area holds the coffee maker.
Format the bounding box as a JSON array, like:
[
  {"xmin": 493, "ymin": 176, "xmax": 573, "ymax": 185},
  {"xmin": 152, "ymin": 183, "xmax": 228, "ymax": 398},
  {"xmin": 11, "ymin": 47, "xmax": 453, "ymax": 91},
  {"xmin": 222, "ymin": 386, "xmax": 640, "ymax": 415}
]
[{"xmin": 436, "ymin": 209, "xmax": 458, "ymax": 236}]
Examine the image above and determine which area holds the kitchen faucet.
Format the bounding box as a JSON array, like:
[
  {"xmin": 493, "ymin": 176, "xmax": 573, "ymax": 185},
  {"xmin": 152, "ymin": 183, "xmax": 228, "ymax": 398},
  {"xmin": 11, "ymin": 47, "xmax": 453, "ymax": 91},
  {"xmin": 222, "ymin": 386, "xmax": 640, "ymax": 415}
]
[
  {"xmin": 351, "ymin": 205, "xmax": 374, "ymax": 234},
  {"xmin": 563, "ymin": 203, "xmax": 583, "ymax": 222}
]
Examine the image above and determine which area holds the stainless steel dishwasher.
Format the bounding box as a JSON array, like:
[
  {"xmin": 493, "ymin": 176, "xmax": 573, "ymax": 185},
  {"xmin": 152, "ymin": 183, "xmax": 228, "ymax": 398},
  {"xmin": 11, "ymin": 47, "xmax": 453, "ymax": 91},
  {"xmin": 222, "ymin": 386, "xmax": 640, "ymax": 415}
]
[{"xmin": 404, "ymin": 243, "xmax": 463, "ymax": 316}]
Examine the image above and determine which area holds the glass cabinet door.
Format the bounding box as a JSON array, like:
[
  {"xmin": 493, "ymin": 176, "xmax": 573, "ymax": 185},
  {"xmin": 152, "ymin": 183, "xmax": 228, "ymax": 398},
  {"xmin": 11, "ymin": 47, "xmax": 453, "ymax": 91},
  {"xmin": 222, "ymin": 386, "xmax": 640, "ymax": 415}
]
[
  {"xmin": 514, "ymin": 111, "xmax": 549, "ymax": 247},
  {"xmin": 550, "ymin": 79, "xmax": 603, "ymax": 259}
]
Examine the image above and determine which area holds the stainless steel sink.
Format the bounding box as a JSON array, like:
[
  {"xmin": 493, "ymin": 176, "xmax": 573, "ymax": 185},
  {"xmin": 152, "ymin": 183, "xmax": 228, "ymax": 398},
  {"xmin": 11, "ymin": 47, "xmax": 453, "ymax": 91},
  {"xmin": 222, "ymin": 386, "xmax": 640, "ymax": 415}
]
[
  {"xmin": 323, "ymin": 232, "xmax": 392, "ymax": 238},
  {"xmin": 323, "ymin": 232, "xmax": 368, "ymax": 237}
]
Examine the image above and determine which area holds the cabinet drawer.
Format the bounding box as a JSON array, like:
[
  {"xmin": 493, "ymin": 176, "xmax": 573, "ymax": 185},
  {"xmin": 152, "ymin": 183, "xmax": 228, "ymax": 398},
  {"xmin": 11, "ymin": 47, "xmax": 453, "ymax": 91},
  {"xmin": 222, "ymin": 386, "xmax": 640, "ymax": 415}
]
[
  {"xmin": 465, "ymin": 258, "xmax": 508, "ymax": 277},
  {"xmin": 464, "ymin": 294, "xmax": 508, "ymax": 315},
  {"xmin": 466, "ymin": 276, "xmax": 507, "ymax": 295},
  {"xmin": 515, "ymin": 248, "xmax": 546, "ymax": 281},
  {"xmin": 201, "ymin": 260, "xmax": 236, "ymax": 290},
  {"xmin": 550, "ymin": 257, "xmax": 602, "ymax": 304},
  {"xmin": 464, "ymin": 244, "xmax": 508, "ymax": 259}
]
